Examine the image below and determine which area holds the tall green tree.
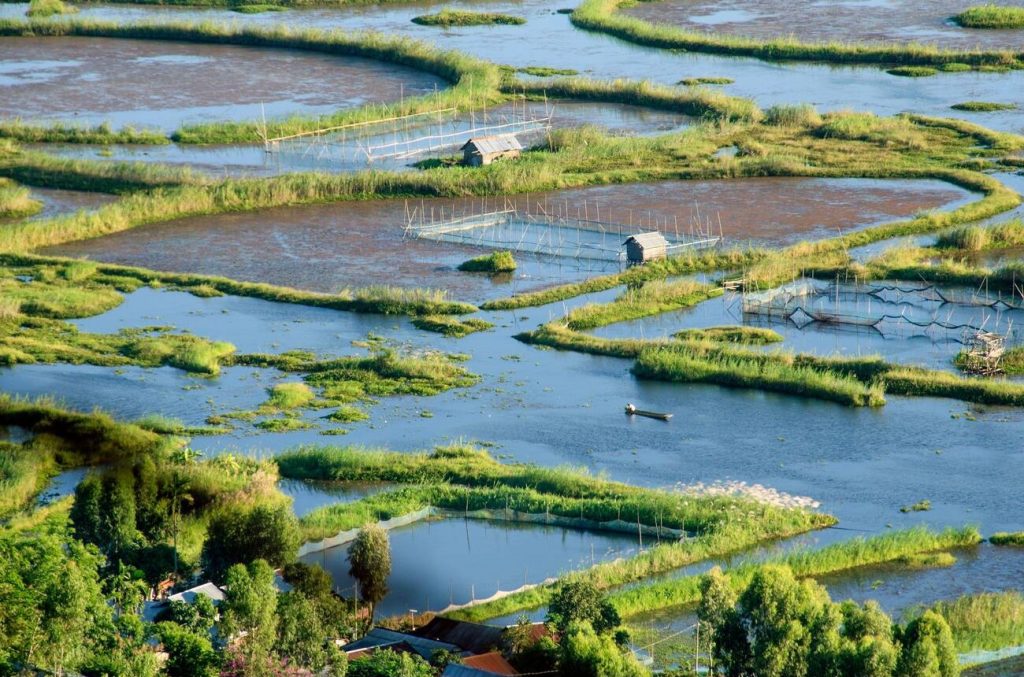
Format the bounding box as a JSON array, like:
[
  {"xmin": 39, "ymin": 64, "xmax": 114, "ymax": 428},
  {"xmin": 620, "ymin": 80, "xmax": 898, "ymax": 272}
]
[
  {"xmin": 157, "ymin": 621, "xmax": 220, "ymax": 677},
  {"xmin": 558, "ymin": 621, "xmax": 647, "ymax": 677},
  {"xmin": 202, "ymin": 504, "xmax": 300, "ymax": 583},
  {"xmin": 347, "ymin": 524, "xmax": 391, "ymax": 622},
  {"xmin": 896, "ymin": 611, "xmax": 959, "ymax": 677},
  {"xmin": 275, "ymin": 590, "xmax": 331, "ymax": 672},
  {"xmin": 220, "ymin": 560, "xmax": 279, "ymax": 677},
  {"xmin": 547, "ymin": 577, "xmax": 622, "ymax": 636}
]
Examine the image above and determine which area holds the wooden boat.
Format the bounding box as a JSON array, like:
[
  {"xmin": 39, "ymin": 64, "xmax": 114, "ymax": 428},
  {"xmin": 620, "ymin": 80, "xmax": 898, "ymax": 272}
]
[{"xmin": 624, "ymin": 403, "xmax": 672, "ymax": 421}]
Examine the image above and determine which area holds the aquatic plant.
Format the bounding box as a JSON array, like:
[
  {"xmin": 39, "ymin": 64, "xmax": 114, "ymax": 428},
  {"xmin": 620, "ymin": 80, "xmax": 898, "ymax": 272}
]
[
  {"xmin": 678, "ymin": 76, "xmax": 733, "ymax": 86},
  {"xmin": 673, "ymin": 326, "xmax": 783, "ymax": 345},
  {"xmin": 932, "ymin": 591, "xmax": 1024, "ymax": 654},
  {"xmin": 411, "ymin": 10, "xmax": 525, "ymax": 26},
  {"xmin": 0, "ymin": 120, "xmax": 168, "ymax": 145},
  {"xmin": 900, "ymin": 499, "xmax": 932, "ymax": 513},
  {"xmin": 265, "ymin": 382, "xmax": 316, "ymax": 410},
  {"xmin": 887, "ymin": 66, "xmax": 938, "ymax": 77},
  {"xmin": 410, "ymin": 315, "xmax": 493, "ymax": 337},
  {"xmin": 951, "ymin": 101, "xmax": 1018, "ymax": 112},
  {"xmin": 989, "ymin": 531, "xmax": 1024, "ymax": 546},
  {"xmin": 953, "ymin": 4, "xmax": 1024, "ymax": 29},
  {"xmin": 457, "ymin": 250, "xmax": 517, "ymax": 273},
  {"xmin": 26, "ymin": 0, "xmax": 77, "ymax": 18},
  {"xmin": 0, "ymin": 178, "xmax": 42, "ymax": 220},
  {"xmin": 565, "ymin": 279, "xmax": 721, "ymax": 330},
  {"xmin": 762, "ymin": 104, "xmax": 822, "ymax": 127}
]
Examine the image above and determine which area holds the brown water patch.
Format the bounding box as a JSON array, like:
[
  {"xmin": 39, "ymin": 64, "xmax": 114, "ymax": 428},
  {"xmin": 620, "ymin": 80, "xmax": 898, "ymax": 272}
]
[
  {"xmin": 0, "ymin": 36, "xmax": 446, "ymax": 130},
  {"xmin": 45, "ymin": 177, "xmax": 969, "ymax": 302},
  {"xmin": 625, "ymin": 0, "xmax": 1024, "ymax": 52}
]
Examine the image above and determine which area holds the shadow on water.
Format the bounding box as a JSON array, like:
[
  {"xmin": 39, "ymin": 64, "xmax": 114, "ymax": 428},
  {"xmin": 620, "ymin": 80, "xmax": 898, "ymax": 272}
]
[{"xmin": 301, "ymin": 516, "xmax": 642, "ymax": 618}]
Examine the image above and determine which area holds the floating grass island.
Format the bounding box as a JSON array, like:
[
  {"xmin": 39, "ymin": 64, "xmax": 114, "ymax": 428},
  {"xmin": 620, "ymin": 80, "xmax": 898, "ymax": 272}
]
[
  {"xmin": 25, "ymin": 0, "xmax": 77, "ymax": 17},
  {"xmin": 952, "ymin": 101, "xmax": 1018, "ymax": 111},
  {"xmin": 887, "ymin": 65, "xmax": 938, "ymax": 77},
  {"xmin": 953, "ymin": 4, "xmax": 1024, "ymax": 29},
  {"xmin": 412, "ymin": 9, "xmax": 526, "ymax": 27},
  {"xmin": 678, "ymin": 76, "xmax": 734, "ymax": 85},
  {"xmin": 457, "ymin": 250, "xmax": 517, "ymax": 273}
]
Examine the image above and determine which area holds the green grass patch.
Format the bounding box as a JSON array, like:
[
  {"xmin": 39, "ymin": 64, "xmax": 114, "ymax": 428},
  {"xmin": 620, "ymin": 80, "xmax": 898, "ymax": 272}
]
[
  {"xmin": 678, "ymin": 76, "xmax": 733, "ymax": 86},
  {"xmin": 952, "ymin": 101, "xmax": 1018, "ymax": 112},
  {"xmin": 566, "ymin": 279, "xmax": 721, "ymax": 330},
  {"xmin": 634, "ymin": 345, "xmax": 886, "ymax": 407},
  {"xmin": 516, "ymin": 66, "xmax": 578, "ymax": 77},
  {"xmin": 411, "ymin": 9, "xmax": 525, "ymax": 26},
  {"xmin": 673, "ymin": 325, "xmax": 783, "ymax": 345},
  {"xmin": 0, "ymin": 178, "xmax": 42, "ymax": 220},
  {"xmin": 457, "ymin": 250, "xmax": 517, "ymax": 273},
  {"xmin": 265, "ymin": 382, "xmax": 315, "ymax": 410},
  {"xmin": 989, "ymin": 531, "xmax": 1024, "ymax": 546},
  {"xmin": 900, "ymin": 499, "xmax": 932, "ymax": 513},
  {"xmin": 230, "ymin": 3, "xmax": 286, "ymax": 11},
  {"xmin": 609, "ymin": 526, "xmax": 981, "ymax": 618},
  {"xmin": 763, "ymin": 104, "xmax": 822, "ymax": 127},
  {"xmin": 411, "ymin": 315, "xmax": 493, "ymax": 337},
  {"xmin": 26, "ymin": 0, "xmax": 77, "ymax": 18},
  {"xmin": 896, "ymin": 551, "xmax": 956, "ymax": 569},
  {"xmin": 0, "ymin": 120, "xmax": 167, "ymax": 145},
  {"xmin": 255, "ymin": 416, "xmax": 313, "ymax": 432},
  {"xmin": 887, "ymin": 65, "xmax": 938, "ymax": 77},
  {"xmin": 939, "ymin": 62, "xmax": 975, "ymax": 72},
  {"xmin": 953, "ymin": 5, "xmax": 1024, "ymax": 29},
  {"xmin": 933, "ymin": 591, "xmax": 1024, "ymax": 654}
]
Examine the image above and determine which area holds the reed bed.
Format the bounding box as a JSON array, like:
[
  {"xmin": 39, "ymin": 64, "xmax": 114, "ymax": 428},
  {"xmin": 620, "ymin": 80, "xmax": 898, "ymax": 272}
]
[
  {"xmin": 565, "ymin": 279, "xmax": 721, "ymax": 330},
  {"xmin": 570, "ymin": 0, "xmax": 1024, "ymax": 68},
  {"xmin": 411, "ymin": 10, "xmax": 525, "ymax": 26},
  {"xmin": 0, "ymin": 120, "xmax": 167, "ymax": 145},
  {"xmin": 953, "ymin": 5, "xmax": 1024, "ymax": 29},
  {"xmin": 989, "ymin": 532, "xmax": 1024, "ymax": 546},
  {"xmin": 634, "ymin": 346, "xmax": 886, "ymax": 407},
  {"xmin": 410, "ymin": 315, "xmax": 493, "ymax": 337},
  {"xmin": 933, "ymin": 591, "xmax": 1024, "ymax": 654},
  {"xmin": 1, "ymin": 253, "xmax": 476, "ymax": 316},
  {"xmin": 673, "ymin": 326, "xmax": 783, "ymax": 344},
  {"xmin": 609, "ymin": 526, "xmax": 981, "ymax": 618},
  {"xmin": 0, "ymin": 178, "xmax": 42, "ymax": 220}
]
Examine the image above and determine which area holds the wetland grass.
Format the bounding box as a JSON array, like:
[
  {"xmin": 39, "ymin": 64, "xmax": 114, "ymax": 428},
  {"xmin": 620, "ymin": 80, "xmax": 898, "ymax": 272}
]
[
  {"xmin": 265, "ymin": 382, "xmax": 316, "ymax": 410},
  {"xmin": 571, "ymin": 0, "xmax": 1023, "ymax": 68},
  {"xmin": 952, "ymin": 101, "xmax": 1018, "ymax": 112},
  {"xmin": 953, "ymin": 5, "xmax": 1024, "ymax": 29},
  {"xmin": 678, "ymin": 76, "xmax": 734, "ymax": 86},
  {"xmin": 673, "ymin": 326, "xmax": 783, "ymax": 345},
  {"xmin": 608, "ymin": 526, "xmax": 982, "ymax": 619},
  {"xmin": 229, "ymin": 3, "xmax": 286, "ymax": 11},
  {"xmin": 0, "ymin": 121, "xmax": 168, "ymax": 145},
  {"xmin": 932, "ymin": 591, "xmax": 1024, "ymax": 654},
  {"xmin": 989, "ymin": 532, "xmax": 1024, "ymax": 546},
  {"xmin": 886, "ymin": 66, "xmax": 938, "ymax": 77},
  {"xmin": 457, "ymin": 250, "xmax": 517, "ymax": 273},
  {"xmin": 410, "ymin": 315, "xmax": 493, "ymax": 337},
  {"xmin": 26, "ymin": 0, "xmax": 77, "ymax": 17},
  {"xmin": 565, "ymin": 279, "xmax": 721, "ymax": 331},
  {"xmin": 411, "ymin": 10, "xmax": 525, "ymax": 26},
  {"xmin": 0, "ymin": 179, "xmax": 42, "ymax": 220}
]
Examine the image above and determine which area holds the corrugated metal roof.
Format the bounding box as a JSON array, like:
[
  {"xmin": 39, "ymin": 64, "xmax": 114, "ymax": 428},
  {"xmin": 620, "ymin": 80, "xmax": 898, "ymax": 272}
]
[
  {"xmin": 412, "ymin": 618, "xmax": 504, "ymax": 655},
  {"xmin": 443, "ymin": 664, "xmax": 515, "ymax": 677},
  {"xmin": 623, "ymin": 232, "xmax": 669, "ymax": 248},
  {"xmin": 463, "ymin": 651, "xmax": 519, "ymax": 675},
  {"xmin": 343, "ymin": 627, "xmax": 461, "ymax": 660},
  {"xmin": 168, "ymin": 582, "xmax": 225, "ymax": 605},
  {"xmin": 461, "ymin": 134, "xmax": 522, "ymax": 155}
]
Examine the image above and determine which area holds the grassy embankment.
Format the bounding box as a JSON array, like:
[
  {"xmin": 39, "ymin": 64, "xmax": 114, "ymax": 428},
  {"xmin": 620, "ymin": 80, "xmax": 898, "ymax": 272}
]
[
  {"xmin": 518, "ymin": 323, "xmax": 1024, "ymax": 407},
  {"xmin": 411, "ymin": 10, "xmax": 525, "ymax": 26},
  {"xmin": 953, "ymin": 5, "xmax": 1024, "ymax": 29},
  {"xmin": 0, "ymin": 121, "xmax": 166, "ymax": 145},
  {"xmin": 0, "ymin": 18, "xmax": 503, "ymax": 145},
  {"xmin": 571, "ymin": 0, "xmax": 1024, "ymax": 69},
  {"xmin": 278, "ymin": 444, "xmax": 834, "ymax": 618},
  {"xmin": 608, "ymin": 526, "xmax": 982, "ymax": 619},
  {"xmin": 0, "ymin": 395, "xmax": 171, "ymax": 518},
  {"xmin": 0, "ymin": 178, "xmax": 42, "ymax": 220}
]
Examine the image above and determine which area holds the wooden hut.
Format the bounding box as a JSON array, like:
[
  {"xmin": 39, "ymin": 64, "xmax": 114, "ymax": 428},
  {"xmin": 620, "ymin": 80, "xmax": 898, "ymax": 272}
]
[
  {"xmin": 623, "ymin": 232, "xmax": 669, "ymax": 264},
  {"xmin": 461, "ymin": 134, "xmax": 522, "ymax": 166}
]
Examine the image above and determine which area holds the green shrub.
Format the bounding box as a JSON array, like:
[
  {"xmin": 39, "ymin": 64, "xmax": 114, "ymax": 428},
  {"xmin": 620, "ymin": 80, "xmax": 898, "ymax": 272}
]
[
  {"xmin": 953, "ymin": 5, "xmax": 1024, "ymax": 29},
  {"xmin": 457, "ymin": 251, "xmax": 517, "ymax": 273}
]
